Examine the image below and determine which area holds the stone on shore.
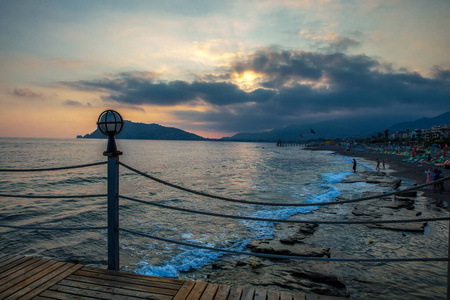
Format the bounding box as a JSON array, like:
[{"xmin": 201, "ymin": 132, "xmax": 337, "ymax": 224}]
[{"xmin": 351, "ymin": 192, "xmax": 427, "ymax": 232}]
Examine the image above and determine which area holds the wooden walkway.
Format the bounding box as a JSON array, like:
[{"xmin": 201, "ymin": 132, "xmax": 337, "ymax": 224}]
[{"xmin": 0, "ymin": 253, "xmax": 349, "ymax": 300}]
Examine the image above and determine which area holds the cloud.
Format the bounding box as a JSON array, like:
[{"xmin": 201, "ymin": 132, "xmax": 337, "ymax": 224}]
[
  {"xmin": 60, "ymin": 48, "xmax": 450, "ymax": 133},
  {"xmin": 12, "ymin": 87, "xmax": 43, "ymax": 99},
  {"xmin": 300, "ymin": 29, "xmax": 361, "ymax": 54},
  {"xmin": 62, "ymin": 99, "xmax": 83, "ymax": 106},
  {"xmin": 62, "ymin": 71, "xmax": 255, "ymax": 106}
]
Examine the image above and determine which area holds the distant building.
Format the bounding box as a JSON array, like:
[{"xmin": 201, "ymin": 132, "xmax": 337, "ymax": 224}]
[{"xmin": 391, "ymin": 125, "xmax": 449, "ymax": 142}]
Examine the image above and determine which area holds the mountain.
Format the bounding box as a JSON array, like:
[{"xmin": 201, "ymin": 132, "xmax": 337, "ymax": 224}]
[
  {"xmin": 224, "ymin": 112, "xmax": 450, "ymax": 142},
  {"xmin": 388, "ymin": 111, "xmax": 450, "ymax": 132},
  {"xmin": 79, "ymin": 120, "xmax": 206, "ymax": 140}
]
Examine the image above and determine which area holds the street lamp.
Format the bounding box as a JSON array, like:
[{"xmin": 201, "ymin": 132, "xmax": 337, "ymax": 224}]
[
  {"xmin": 97, "ymin": 110, "xmax": 124, "ymax": 156},
  {"xmin": 97, "ymin": 109, "xmax": 123, "ymax": 270}
]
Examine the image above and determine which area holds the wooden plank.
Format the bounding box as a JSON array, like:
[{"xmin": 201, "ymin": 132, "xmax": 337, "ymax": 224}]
[
  {"xmin": 47, "ymin": 283, "xmax": 146, "ymax": 300},
  {"xmin": 21, "ymin": 263, "xmax": 83, "ymax": 299},
  {"xmin": 241, "ymin": 286, "xmax": 255, "ymax": 300},
  {"xmin": 31, "ymin": 295, "xmax": 58, "ymax": 300},
  {"xmin": 73, "ymin": 269, "xmax": 182, "ymax": 290},
  {"xmin": 52, "ymin": 278, "xmax": 173, "ymax": 300},
  {"xmin": 1, "ymin": 261, "xmax": 73, "ymax": 300},
  {"xmin": 186, "ymin": 281, "xmax": 208, "ymax": 300},
  {"xmin": 0, "ymin": 255, "xmax": 31, "ymax": 273},
  {"xmin": 82, "ymin": 265, "xmax": 185, "ymax": 285},
  {"xmin": 293, "ymin": 292, "xmax": 306, "ymax": 300},
  {"xmin": 280, "ymin": 291, "xmax": 292, "ymax": 300},
  {"xmin": 0, "ymin": 260, "xmax": 58, "ymax": 295},
  {"xmin": 173, "ymin": 280, "xmax": 196, "ymax": 300},
  {"xmin": 228, "ymin": 286, "xmax": 243, "ymax": 300},
  {"xmin": 254, "ymin": 288, "xmax": 267, "ymax": 300},
  {"xmin": 40, "ymin": 289, "xmax": 104, "ymax": 300},
  {"xmin": 268, "ymin": 290, "xmax": 280, "ymax": 300},
  {"xmin": 0, "ymin": 254, "xmax": 14, "ymax": 264},
  {"xmin": 214, "ymin": 285, "xmax": 231, "ymax": 300},
  {"xmin": 199, "ymin": 283, "xmax": 219, "ymax": 300},
  {"xmin": 66, "ymin": 275, "xmax": 178, "ymax": 296},
  {"xmin": 0, "ymin": 257, "xmax": 44, "ymax": 281},
  {"xmin": 67, "ymin": 273, "xmax": 179, "ymax": 296}
]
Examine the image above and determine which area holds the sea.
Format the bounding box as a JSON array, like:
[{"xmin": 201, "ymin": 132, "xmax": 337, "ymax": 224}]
[{"xmin": 0, "ymin": 138, "xmax": 448, "ymax": 299}]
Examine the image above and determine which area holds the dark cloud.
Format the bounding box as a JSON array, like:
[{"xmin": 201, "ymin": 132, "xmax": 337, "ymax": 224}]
[
  {"xmin": 319, "ymin": 36, "xmax": 361, "ymax": 54},
  {"xmin": 432, "ymin": 66, "xmax": 450, "ymax": 81},
  {"xmin": 61, "ymin": 48, "xmax": 450, "ymax": 134},
  {"xmin": 12, "ymin": 87, "xmax": 43, "ymax": 98}
]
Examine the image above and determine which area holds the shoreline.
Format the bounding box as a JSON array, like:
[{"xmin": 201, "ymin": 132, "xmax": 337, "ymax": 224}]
[
  {"xmin": 185, "ymin": 145, "xmax": 449, "ymax": 299},
  {"xmin": 307, "ymin": 144, "xmax": 449, "ymax": 209}
]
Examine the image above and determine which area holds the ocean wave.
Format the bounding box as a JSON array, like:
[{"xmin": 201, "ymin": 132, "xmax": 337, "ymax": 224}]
[
  {"xmin": 137, "ymin": 240, "xmax": 248, "ymax": 277},
  {"xmin": 320, "ymin": 171, "xmax": 353, "ymax": 183}
]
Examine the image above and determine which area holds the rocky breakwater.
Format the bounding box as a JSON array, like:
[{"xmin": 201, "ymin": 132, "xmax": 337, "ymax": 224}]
[
  {"xmin": 342, "ymin": 171, "xmax": 427, "ymax": 233},
  {"xmin": 203, "ymin": 222, "xmax": 350, "ymax": 298},
  {"xmin": 187, "ymin": 171, "xmax": 430, "ymax": 298}
]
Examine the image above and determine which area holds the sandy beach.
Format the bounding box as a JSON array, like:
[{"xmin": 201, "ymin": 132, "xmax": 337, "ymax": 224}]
[
  {"xmin": 185, "ymin": 145, "xmax": 450, "ymax": 299},
  {"xmin": 309, "ymin": 144, "xmax": 449, "ymax": 209}
]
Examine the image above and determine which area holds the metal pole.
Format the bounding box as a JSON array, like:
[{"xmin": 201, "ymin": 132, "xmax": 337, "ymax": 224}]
[{"xmin": 107, "ymin": 154, "xmax": 120, "ymax": 271}]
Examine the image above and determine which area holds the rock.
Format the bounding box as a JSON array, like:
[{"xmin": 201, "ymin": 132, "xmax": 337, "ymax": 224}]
[
  {"xmin": 298, "ymin": 223, "xmax": 319, "ymax": 235},
  {"xmin": 397, "ymin": 191, "xmax": 417, "ymax": 197},
  {"xmin": 247, "ymin": 239, "xmax": 330, "ymax": 258},
  {"xmin": 390, "ymin": 179, "xmax": 402, "ymax": 189},
  {"xmin": 366, "ymin": 222, "xmax": 427, "ymax": 232}
]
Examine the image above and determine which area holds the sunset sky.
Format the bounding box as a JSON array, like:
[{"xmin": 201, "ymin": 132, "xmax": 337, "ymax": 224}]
[{"xmin": 0, "ymin": 0, "xmax": 449, "ymax": 138}]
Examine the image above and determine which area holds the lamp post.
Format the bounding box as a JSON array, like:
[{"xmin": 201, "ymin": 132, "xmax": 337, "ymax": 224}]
[{"xmin": 97, "ymin": 110, "xmax": 123, "ymax": 271}]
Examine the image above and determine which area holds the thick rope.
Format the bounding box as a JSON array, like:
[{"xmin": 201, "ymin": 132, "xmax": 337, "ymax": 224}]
[
  {"xmin": 119, "ymin": 227, "xmax": 449, "ymax": 262},
  {"xmin": 120, "ymin": 195, "xmax": 449, "ymax": 225},
  {"xmin": 0, "ymin": 161, "xmax": 107, "ymax": 172},
  {"xmin": 0, "ymin": 224, "xmax": 106, "ymax": 230},
  {"xmin": 0, "ymin": 193, "xmax": 107, "ymax": 199},
  {"xmin": 119, "ymin": 162, "xmax": 450, "ymax": 207}
]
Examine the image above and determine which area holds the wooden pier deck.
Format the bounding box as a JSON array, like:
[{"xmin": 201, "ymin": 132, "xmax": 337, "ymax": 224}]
[{"xmin": 0, "ymin": 253, "xmax": 349, "ymax": 300}]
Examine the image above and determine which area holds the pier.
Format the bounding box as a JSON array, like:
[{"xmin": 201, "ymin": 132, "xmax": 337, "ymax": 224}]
[
  {"xmin": 276, "ymin": 140, "xmax": 304, "ymax": 147},
  {"xmin": 0, "ymin": 253, "xmax": 348, "ymax": 300}
]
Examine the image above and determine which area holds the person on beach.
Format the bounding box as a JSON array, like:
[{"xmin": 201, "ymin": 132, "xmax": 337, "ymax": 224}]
[
  {"xmin": 376, "ymin": 158, "xmax": 380, "ymax": 171},
  {"xmin": 438, "ymin": 170, "xmax": 445, "ymax": 193},
  {"xmin": 433, "ymin": 169, "xmax": 440, "ymax": 192},
  {"xmin": 352, "ymin": 159, "xmax": 357, "ymax": 173},
  {"xmin": 382, "ymin": 160, "xmax": 385, "ymax": 170},
  {"xmin": 426, "ymin": 168, "xmax": 433, "ymax": 190}
]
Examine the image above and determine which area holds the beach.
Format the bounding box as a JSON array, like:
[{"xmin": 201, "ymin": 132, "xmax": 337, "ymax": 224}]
[
  {"xmin": 310, "ymin": 144, "xmax": 449, "ymax": 209},
  {"xmin": 184, "ymin": 145, "xmax": 449, "ymax": 299}
]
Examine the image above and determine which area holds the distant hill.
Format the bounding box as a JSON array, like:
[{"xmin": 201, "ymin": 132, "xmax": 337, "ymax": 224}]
[
  {"xmin": 79, "ymin": 120, "xmax": 206, "ymax": 140},
  {"xmin": 388, "ymin": 111, "xmax": 450, "ymax": 132},
  {"xmin": 223, "ymin": 112, "xmax": 450, "ymax": 142}
]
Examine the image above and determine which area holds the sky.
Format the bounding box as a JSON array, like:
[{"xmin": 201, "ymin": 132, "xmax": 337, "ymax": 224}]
[{"xmin": 0, "ymin": 0, "xmax": 449, "ymax": 139}]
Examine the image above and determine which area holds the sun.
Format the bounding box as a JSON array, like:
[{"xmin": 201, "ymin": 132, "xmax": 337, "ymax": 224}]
[{"xmin": 232, "ymin": 71, "xmax": 261, "ymax": 92}]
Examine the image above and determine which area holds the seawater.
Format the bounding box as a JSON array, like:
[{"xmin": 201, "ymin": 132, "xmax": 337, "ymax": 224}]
[{"xmin": 0, "ymin": 138, "xmax": 447, "ymax": 299}]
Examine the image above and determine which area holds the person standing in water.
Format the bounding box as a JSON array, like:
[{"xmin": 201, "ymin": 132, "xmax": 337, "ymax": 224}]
[{"xmin": 352, "ymin": 159, "xmax": 357, "ymax": 173}]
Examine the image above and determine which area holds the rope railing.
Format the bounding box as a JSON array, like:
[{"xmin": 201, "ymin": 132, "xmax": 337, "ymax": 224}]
[
  {"xmin": 0, "ymin": 161, "xmax": 107, "ymax": 172},
  {"xmin": 0, "ymin": 193, "xmax": 107, "ymax": 199},
  {"xmin": 120, "ymin": 227, "xmax": 450, "ymax": 263},
  {"xmin": 120, "ymin": 162, "xmax": 450, "ymax": 208},
  {"xmin": 120, "ymin": 195, "xmax": 450, "ymax": 225},
  {"xmin": 0, "ymin": 224, "xmax": 107, "ymax": 231},
  {"xmin": 0, "ymin": 161, "xmax": 108, "ymax": 231}
]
